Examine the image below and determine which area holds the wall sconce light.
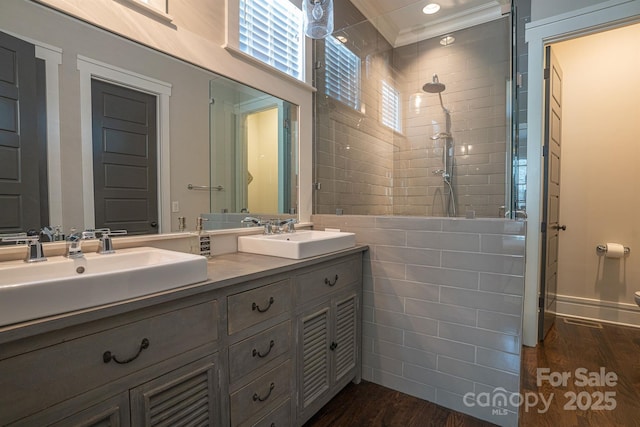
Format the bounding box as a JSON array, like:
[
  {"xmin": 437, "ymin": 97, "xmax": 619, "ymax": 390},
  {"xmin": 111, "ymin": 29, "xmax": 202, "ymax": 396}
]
[{"xmin": 303, "ymin": 0, "xmax": 334, "ymax": 39}]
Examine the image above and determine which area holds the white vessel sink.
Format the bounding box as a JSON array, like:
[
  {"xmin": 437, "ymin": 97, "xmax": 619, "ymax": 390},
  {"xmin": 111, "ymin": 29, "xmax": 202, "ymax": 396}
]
[
  {"xmin": 0, "ymin": 247, "xmax": 208, "ymax": 327},
  {"xmin": 238, "ymin": 230, "xmax": 356, "ymax": 259}
]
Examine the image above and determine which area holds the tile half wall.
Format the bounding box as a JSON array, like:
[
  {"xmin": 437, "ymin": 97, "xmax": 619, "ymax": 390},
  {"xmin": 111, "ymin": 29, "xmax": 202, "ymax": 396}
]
[{"xmin": 312, "ymin": 214, "xmax": 526, "ymax": 427}]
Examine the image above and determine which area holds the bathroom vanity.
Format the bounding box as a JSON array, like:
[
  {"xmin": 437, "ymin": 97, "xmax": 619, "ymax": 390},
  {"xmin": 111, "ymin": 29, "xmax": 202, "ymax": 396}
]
[{"xmin": 0, "ymin": 247, "xmax": 365, "ymax": 426}]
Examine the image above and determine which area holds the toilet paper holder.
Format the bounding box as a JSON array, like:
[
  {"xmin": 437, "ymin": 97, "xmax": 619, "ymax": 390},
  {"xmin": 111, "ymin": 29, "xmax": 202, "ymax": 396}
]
[{"xmin": 596, "ymin": 244, "xmax": 630, "ymax": 255}]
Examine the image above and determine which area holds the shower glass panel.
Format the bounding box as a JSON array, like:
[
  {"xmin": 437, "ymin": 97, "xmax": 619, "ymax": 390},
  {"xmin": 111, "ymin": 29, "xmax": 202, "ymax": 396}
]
[{"xmin": 312, "ymin": 5, "xmax": 513, "ymax": 218}]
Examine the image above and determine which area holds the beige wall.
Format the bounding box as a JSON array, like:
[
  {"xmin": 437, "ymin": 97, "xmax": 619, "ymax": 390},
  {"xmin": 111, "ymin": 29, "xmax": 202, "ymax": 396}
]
[
  {"xmin": 247, "ymin": 109, "xmax": 279, "ymax": 214},
  {"xmin": 553, "ymin": 23, "xmax": 640, "ymax": 321}
]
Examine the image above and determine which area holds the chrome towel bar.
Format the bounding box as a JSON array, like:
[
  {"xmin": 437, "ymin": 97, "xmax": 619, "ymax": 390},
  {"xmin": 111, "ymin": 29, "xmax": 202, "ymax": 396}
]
[{"xmin": 187, "ymin": 184, "xmax": 224, "ymax": 191}]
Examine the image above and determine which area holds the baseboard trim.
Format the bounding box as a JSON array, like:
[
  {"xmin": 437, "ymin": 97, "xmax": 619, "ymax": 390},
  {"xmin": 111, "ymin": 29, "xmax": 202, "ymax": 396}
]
[{"xmin": 556, "ymin": 294, "xmax": 640, "ymax": 329}]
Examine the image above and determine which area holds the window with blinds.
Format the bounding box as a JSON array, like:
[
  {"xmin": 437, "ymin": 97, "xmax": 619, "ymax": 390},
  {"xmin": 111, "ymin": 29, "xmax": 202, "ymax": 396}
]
[
  {"xmin": 325, "ymin": 36, "xmax": 360, "ymax": 110},
  {"xmin": 381, "ymin": 80, "xmax": 401, "ymax": 132},
  {"xmin": 239, "ymin": 0, "xmax": 304, "ymax": 80}
]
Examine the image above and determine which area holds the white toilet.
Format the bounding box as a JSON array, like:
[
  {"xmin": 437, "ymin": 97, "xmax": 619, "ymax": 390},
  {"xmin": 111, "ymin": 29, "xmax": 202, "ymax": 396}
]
[{"xmin": 635, "ymin": 291, "xmax": 640, "ymax": 308}]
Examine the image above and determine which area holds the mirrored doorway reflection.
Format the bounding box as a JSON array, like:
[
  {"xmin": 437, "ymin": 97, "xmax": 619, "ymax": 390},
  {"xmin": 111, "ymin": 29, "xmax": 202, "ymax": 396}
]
[{"xmin": 208, "ymin": 76, "xmax": 298, "ymax": 220}]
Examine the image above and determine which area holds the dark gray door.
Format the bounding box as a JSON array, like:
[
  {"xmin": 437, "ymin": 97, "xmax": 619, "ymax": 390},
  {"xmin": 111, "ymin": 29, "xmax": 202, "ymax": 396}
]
[
  {"xmin": 0, "ymin": 31, "xmax": 47, "ymax": 234},
  {"xmin": 91, "ymin": 80, "xmax": 158, "ymax": 235},
  {"xmin": 539, "ymin": 46, "xmax": 565, "ymax": 341}
]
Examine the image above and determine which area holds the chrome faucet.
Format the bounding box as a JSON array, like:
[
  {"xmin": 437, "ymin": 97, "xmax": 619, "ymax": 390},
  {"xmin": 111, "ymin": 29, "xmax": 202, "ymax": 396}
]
[
  {"xmin": 65, "ymin": 229, "xmax": 95, "ymax": 258},
  {"xmin": 241, "ymin": 216, "xmax": 263, "ymax": 226},
  {"xmin": 0, "ymin": 235, "xmax": 47, "ymax": 263},
  {"xmin": 276, "ymin": 218, "xmax": 297, "ymax": 233},
  {"xmin": 96, "ymin": 229, "xmax": 127, "ymax": 254}
]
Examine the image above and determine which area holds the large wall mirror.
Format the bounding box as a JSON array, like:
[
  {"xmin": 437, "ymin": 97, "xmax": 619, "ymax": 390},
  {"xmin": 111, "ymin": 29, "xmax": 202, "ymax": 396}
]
[
  {"xmin": 0, "ymin": 0, "xmax": 299, "ymax": 239},
  {"xmin": 208, "ymin": 77, "xmax": 299, "ymax": 226}
]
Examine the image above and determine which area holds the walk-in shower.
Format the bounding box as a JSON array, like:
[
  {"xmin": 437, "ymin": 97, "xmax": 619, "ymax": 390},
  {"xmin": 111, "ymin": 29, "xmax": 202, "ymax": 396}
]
[{"xmin": 424, "ymin": 74, "xmax": 456, "ymax": 217}]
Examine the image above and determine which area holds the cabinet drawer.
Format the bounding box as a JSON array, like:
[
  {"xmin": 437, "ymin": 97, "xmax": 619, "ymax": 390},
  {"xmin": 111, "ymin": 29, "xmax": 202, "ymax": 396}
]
[
  {"xmin": 228, "ymin": 280, "xmax": 291, "ymax": 335},
  {"xmin": 0, "ymin": 300, "xmax": 218, "ymax": 425},
  {"xmin": 229, "ymin": 321, "xmax": 291, "ymax": 383},
  {"xmin": 296, "ymin": 258, "xmax": 360, "ymax": 304},
  {"xmin": 250, "ymin": 398, "xmax": 291, "ymax": 427},
  {"xmin": 229, "ymin": 360, "xmax": 291, "ymax": 427}
]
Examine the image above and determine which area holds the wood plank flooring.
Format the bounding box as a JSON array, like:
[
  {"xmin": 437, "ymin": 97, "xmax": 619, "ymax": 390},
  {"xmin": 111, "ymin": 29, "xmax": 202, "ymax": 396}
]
[
  {"xmin": 520, "ymin": 317, "xmax": 640, "ymax": 426},
  {"xmin": 304, "ymin": 381, "xmax": 495, "ymax": 427},
  {"xmin": 305, "ymin": 316, "xmax": 640, "ymax": 427}
]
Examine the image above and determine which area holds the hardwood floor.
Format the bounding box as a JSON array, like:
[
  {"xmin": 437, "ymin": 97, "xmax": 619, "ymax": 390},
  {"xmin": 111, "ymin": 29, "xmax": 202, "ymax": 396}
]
[
  {"xmin": 304, "ymin": 381, "xmax": 495, "ymax": 427},
  {"xmin": 305, "ymin": 316, "xmax": 640, "ymax": 427},
  {"xmin": 520, "ymin": 316, "xmax": 640, "ymax": 426}
]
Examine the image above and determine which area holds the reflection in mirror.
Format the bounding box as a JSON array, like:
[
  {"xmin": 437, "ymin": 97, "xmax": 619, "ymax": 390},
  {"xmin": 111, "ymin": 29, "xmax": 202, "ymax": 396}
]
[
  {"xmin": 0, "ymin": 0, "xmax": 300, "ymax": 239},
  {"xmin": 206, "ymin": 77, "xmax": 298, "ymax": 230}
]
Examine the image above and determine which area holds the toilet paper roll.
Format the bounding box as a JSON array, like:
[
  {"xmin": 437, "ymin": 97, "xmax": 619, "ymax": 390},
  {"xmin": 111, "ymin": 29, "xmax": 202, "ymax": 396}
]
[{"xmin": 605, "ymin": 243, "xmax": 625, "ymax": 258}]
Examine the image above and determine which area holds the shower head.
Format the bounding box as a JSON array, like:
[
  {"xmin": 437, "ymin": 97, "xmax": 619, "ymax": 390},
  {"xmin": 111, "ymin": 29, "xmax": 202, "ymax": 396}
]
[{"xmin": 423, "ymin": 74, "xmax": 446, "ymax": 93}]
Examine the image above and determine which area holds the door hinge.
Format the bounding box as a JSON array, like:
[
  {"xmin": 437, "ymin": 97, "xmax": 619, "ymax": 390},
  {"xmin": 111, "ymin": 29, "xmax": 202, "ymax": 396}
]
[
  {"xmin": 539, "ymin": 296, "xmax": 544, "ymax": 309},
  {"xmin": 542, "ymin": 145, "xmax": 548, "ymax": 157},
  {"xmin": 541, "ymin": 222, "xmax": 547, "ymax": 233},
  {"xmin": 283, "ymin": 118, "xmax": 290, "ymax": 129},
  {"xmin": 543, "ymin": 67, "xmax": 550, "ymax": 80}
]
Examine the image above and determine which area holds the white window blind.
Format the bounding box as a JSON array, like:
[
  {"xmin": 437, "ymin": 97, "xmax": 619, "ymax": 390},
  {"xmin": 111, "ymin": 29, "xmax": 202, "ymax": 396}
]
[
  {"xmin": 239, "ymin": 0, "xmax": 304, "ymax": 80},
  {"xmin": 381, "ymin": 80, "xmax": 401, "ymax": 132},
  {"xmin": 325, "ymin": 36, "xmax": 360, "ymax": 110}
]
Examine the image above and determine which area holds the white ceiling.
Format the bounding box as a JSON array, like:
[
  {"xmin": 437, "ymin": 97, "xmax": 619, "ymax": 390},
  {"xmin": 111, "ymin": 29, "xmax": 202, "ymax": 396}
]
[{"xmin": 349, "ymin": 0, "xmax": 511, "ymax": 47}]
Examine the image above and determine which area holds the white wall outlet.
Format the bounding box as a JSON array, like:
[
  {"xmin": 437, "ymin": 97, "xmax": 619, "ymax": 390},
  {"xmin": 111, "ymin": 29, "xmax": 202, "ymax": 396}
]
[{"xmin": 171, "ymin": 201, "xmax": 180, "ymax": 213}]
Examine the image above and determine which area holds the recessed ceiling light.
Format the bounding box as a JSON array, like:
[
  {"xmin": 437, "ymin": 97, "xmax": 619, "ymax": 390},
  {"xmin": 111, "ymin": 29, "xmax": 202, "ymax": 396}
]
[
  {"xmin": 423, "ymin": 3, "xmax": 441, "ymax": 14},
  {"xmin": 440, "ymin": 35, "xmax": 455, "ymax": 46}
]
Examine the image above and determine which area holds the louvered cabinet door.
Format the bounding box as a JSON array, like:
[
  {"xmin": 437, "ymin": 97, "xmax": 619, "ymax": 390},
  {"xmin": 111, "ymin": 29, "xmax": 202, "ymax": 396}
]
[
  {"xmin": 331, "ymin": 293, "xmax": 358, "ymax": 384},
  {"xmin": 130, "ymin": 354, "xmax": 219, "ymax": 427},
  {"xmin": 298, "ymin": 306, "xmax": 331, "ymax": 412}
]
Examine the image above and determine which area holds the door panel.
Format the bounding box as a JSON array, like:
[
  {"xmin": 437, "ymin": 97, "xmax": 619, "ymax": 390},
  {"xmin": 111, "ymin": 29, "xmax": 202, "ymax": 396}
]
[
  {"xmin": 539, "ymin": 45, "xmax": 563, "ymax": 341},
  {"xmin": 92, "ymin": 80, "xmax": 158, "ymax": 235},
  {"xmin": 0, "ymin": 32, "xmax": 46, "ymax": 233}
]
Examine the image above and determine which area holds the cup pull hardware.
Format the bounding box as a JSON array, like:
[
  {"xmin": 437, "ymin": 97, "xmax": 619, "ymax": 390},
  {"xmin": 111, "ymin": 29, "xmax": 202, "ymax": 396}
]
[
  {"xmin": 253, "ymin": 382, "xmax": 275, "ymax": 402},
  {"xmin": 253, "ymin": 340, "xmax": 275, "ymax": 358},
  {"xmin": 103, "ymin": 338, "xmax": 150, "ymax": 364},
  {"xmin": 252, "ymin": 296, "xmax": 275, "ymax": 313},
  {"xmin": 330, "ymin": 341, "xmax": 338, "ymax": 351},
  {"xmin": 324, "ymin": 275, "xmax": 339, "ymax": 286}
]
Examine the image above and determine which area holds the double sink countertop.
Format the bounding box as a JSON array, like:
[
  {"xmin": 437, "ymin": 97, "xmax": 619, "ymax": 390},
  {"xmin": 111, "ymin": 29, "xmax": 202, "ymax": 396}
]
[{"xmin": 0, "ymin": 245, "xmax": 368, "ymax": 345}]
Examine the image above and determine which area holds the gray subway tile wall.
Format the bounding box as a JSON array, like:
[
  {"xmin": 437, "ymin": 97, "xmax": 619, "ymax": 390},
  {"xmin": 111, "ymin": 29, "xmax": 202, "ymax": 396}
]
[
  {"xmin": 314, "ymin": 18, "xmax": 511, "ymax": 218},
  {"xmin": 312, "ymin": 214, "xmax": 525, "ymax": 427}
]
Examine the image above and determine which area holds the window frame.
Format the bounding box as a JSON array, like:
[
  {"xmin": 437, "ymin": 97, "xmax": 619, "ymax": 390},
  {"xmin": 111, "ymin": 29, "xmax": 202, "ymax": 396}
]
[
  {"xmin": 223, "ymin": 0, "xmax": 313, "ymax": 89},
  {"xmin": 324, "ymin": 35, "xmax": 361, "ymax": 111},
  {"xmin": 381, "ymin": 79, "xmax": 402, "ymax": 133}
]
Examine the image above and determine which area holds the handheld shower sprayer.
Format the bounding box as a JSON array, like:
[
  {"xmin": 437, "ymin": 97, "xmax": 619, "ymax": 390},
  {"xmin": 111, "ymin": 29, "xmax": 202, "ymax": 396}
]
[{"xmin": 422, "ymin": 73, "xmax": 456, "ymax": 217}]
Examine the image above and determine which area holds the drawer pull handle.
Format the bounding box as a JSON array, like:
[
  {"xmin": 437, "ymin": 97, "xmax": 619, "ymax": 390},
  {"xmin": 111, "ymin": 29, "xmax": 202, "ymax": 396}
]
[
  {"xmin": 330, "ymin": 341, "xmax": 338, "ymax": 351},
  {"xmin": 252, "ymin": 296, "xmax": 275, "ymax": 313},
  {"xmin": 253, "ymin": 382, "xmax": 275, "ymax": 402},
  {"xmin": 103, "ymin": 338, "xmax": 150, "ymax": 364},
  {"xmin": 324, "ymin": 275, "xmax": 339, "ymax": 286},
  {"xmin": 253, "ymin": 340, "xmax": 275, "ymax": 358}
]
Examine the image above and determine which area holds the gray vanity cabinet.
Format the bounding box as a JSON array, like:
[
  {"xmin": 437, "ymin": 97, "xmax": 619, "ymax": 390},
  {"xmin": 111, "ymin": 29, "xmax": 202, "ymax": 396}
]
[
  {"xmin": 48, "ymin": 392, "xmax": 130, "ymax": 427},
  {"xmin": 129, "ymin": 354, "xmax": 219, "ymax": 426},
  {"xmin": 0, "ymin": 248, "xmax": 366, "ymax": 427},
  {"xmin": 1, "ymin": 295, "xmax": 221, "ymax": 427},
  {"xmin": 295, "ymin": 255, "xmax": 362, "ymax": 425},
  {"xmin": 226, "ymin": 279, "xmax": 294, "ymax": 427},
  {"xmin": 44, "ymin": 355, "xmax": 219, "ymax": 427}
]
